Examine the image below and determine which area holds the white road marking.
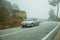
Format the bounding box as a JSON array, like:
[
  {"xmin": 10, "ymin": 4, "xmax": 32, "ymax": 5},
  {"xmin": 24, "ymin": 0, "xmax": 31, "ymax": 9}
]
[
  {"xmin": 41, "ymin": 25, "xmax": 59, "ymax": 40},
  {"xmin": 0, "ymin": 23, "xmax": 59, "ymax": 40},
  {"xmin": 0, "ymin": 29, "xmax": 26, "ymax": 37}
]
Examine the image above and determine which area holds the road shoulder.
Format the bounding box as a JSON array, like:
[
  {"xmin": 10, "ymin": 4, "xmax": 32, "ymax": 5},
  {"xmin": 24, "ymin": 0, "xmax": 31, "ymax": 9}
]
[{"xmin": 54, "ymin": 30, "xmax": 60, "ymax": 40}]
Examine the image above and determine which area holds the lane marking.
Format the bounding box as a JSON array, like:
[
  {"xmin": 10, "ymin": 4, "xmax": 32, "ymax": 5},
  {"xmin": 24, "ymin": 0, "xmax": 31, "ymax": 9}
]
[
  {"xmin": 41, "ymin": 25, "xmax": 59, "ymax": 40},
  {"xmin": 0, "ymin": 29, "xmax": 26, "ymax": 37}
]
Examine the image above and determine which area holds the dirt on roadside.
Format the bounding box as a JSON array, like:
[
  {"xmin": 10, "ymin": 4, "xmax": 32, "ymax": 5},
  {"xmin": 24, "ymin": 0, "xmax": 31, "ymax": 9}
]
[{"xmin": 54, "ymin": 30, "xmax": 60, "ymax": 40}]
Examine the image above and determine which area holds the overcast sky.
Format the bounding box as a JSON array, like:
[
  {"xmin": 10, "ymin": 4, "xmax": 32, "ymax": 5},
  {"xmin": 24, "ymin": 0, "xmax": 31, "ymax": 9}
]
[{"xmin": 8, "ymin": 0, "xmax": 51, "ymax": 19}]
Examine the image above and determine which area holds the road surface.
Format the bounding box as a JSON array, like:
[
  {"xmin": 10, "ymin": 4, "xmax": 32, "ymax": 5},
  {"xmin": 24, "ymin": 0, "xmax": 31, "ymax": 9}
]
[{"xmin": 0, "ymin": 21, "xmax": 59, "ymax": 40}]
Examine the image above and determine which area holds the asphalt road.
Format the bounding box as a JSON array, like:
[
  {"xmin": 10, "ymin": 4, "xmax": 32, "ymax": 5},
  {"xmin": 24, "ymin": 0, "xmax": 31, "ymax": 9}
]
[{"xmin": 0, "ymin": 21, "xmax": 59, "ymax": 40}]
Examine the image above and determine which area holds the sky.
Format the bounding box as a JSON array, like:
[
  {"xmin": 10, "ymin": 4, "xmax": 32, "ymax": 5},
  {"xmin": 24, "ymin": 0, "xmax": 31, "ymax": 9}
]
[{"xmin": 8, "ymin": 0, "xmax": 51, "ymax": 19}]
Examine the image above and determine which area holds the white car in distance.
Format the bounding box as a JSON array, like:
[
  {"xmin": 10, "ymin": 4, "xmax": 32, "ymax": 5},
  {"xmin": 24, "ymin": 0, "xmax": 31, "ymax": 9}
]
[{"xmin": 21, "ymin": 18, "xmax": 40, "ymax": 28}]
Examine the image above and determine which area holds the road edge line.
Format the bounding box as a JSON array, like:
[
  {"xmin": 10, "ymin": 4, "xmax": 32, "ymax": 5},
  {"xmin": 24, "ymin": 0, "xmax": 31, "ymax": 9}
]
[{"xmin": 41, "ymin": 25, "xmax": 59, "ymax": 40}]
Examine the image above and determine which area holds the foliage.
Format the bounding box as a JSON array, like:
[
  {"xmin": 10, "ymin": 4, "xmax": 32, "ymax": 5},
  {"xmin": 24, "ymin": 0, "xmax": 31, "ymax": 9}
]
[
  {"xmin": 48, "ymin": 8, "xmax": 57, "ymax": 21},
  {"xmin": 0, "ymin": 0, "xmax": 19, "ymax": 10},
  {"xmin": 0, "ymin": 0, "xmax": 12, "ymax": 9},
  {"xmin": 12, "ymin": 3, "xmax": 20, "ymax": 10},
  {"xmin": 49, "ymin": 0, "xmax": 60, "ymax": 6},
  {"xmin": 49, "ymin": 0, "xmax": 60, "ymax": 21},
  {"xmin": 0, "ymin": 16, "xmax": 5, "ymax": 22},
  {"xmin": 0, "ymin": 0, "xmax": 26, "ymax": 29}
]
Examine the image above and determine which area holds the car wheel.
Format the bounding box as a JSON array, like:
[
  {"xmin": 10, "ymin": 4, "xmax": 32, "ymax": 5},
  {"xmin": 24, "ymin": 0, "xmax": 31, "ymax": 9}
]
[{"xmin": 22, "ymin": 25, "xmax": 25, "ymax": 28}]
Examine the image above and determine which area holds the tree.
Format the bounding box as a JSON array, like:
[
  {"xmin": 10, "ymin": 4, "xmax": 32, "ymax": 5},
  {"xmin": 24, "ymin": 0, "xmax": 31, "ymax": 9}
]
[
  {"xmin": 12, "ymin": 3, "xmax": 20, "ymax": 10},
  {"xmin": 0, "ymin": 0, "xmax": 19, "ymax": 10},
  {"xmin": 49, "ymin": 0, "xmax": 60, "ymax": 21},
  {"xmin": 48, "ymin": 8, "xmax": 57, "ymax": 21},
  {"xmin": 0, "ymin": 0, "xmax": 13, "ymax": 9}
]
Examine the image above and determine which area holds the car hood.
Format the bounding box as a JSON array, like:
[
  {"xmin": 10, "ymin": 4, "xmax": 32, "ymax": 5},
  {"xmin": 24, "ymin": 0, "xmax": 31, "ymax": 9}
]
[{"xmin": 22, "ymin": 21, "xmax": 33, "ymax": 24}]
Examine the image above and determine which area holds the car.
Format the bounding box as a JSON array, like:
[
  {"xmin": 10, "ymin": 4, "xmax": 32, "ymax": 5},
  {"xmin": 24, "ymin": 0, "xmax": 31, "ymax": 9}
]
[{"xmin": 21, "ymin": 18, "xmax": 40, "ymax": 28}]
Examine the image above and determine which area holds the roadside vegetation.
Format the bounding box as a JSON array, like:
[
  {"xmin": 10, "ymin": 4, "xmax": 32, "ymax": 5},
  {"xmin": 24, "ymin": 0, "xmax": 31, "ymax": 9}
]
[
  {"xmin": 48, "ymin": 0, "xmax": 60, "ymax": 21},
  {"xmin": 0, "ymin": 0, "xmax": 26, "ymax": 30}
]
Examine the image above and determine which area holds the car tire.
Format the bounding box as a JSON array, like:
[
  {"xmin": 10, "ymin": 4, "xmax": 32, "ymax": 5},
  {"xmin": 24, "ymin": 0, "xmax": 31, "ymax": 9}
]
[{"xmin": 22, "ymin": 25, "xmax": 25, "ymax": 28}]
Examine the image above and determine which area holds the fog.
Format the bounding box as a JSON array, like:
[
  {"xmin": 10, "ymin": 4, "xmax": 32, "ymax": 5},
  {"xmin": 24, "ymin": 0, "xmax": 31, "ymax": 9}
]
[{"xmin": 8, "ymin": 0, "xmax": 51, "ymax": 19}]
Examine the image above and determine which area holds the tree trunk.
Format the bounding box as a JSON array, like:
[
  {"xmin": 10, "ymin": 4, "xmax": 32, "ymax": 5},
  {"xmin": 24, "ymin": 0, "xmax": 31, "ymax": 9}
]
[{"xmin": 57, "ymin": 3, "xmax": 59, "ymax": 21}]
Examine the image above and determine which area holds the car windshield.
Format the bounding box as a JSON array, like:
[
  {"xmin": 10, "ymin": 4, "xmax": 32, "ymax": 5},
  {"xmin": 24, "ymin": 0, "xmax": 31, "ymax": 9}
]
[{"xmin": 25, "ymin": 18, "xmax": 37, "ymax": 21}]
